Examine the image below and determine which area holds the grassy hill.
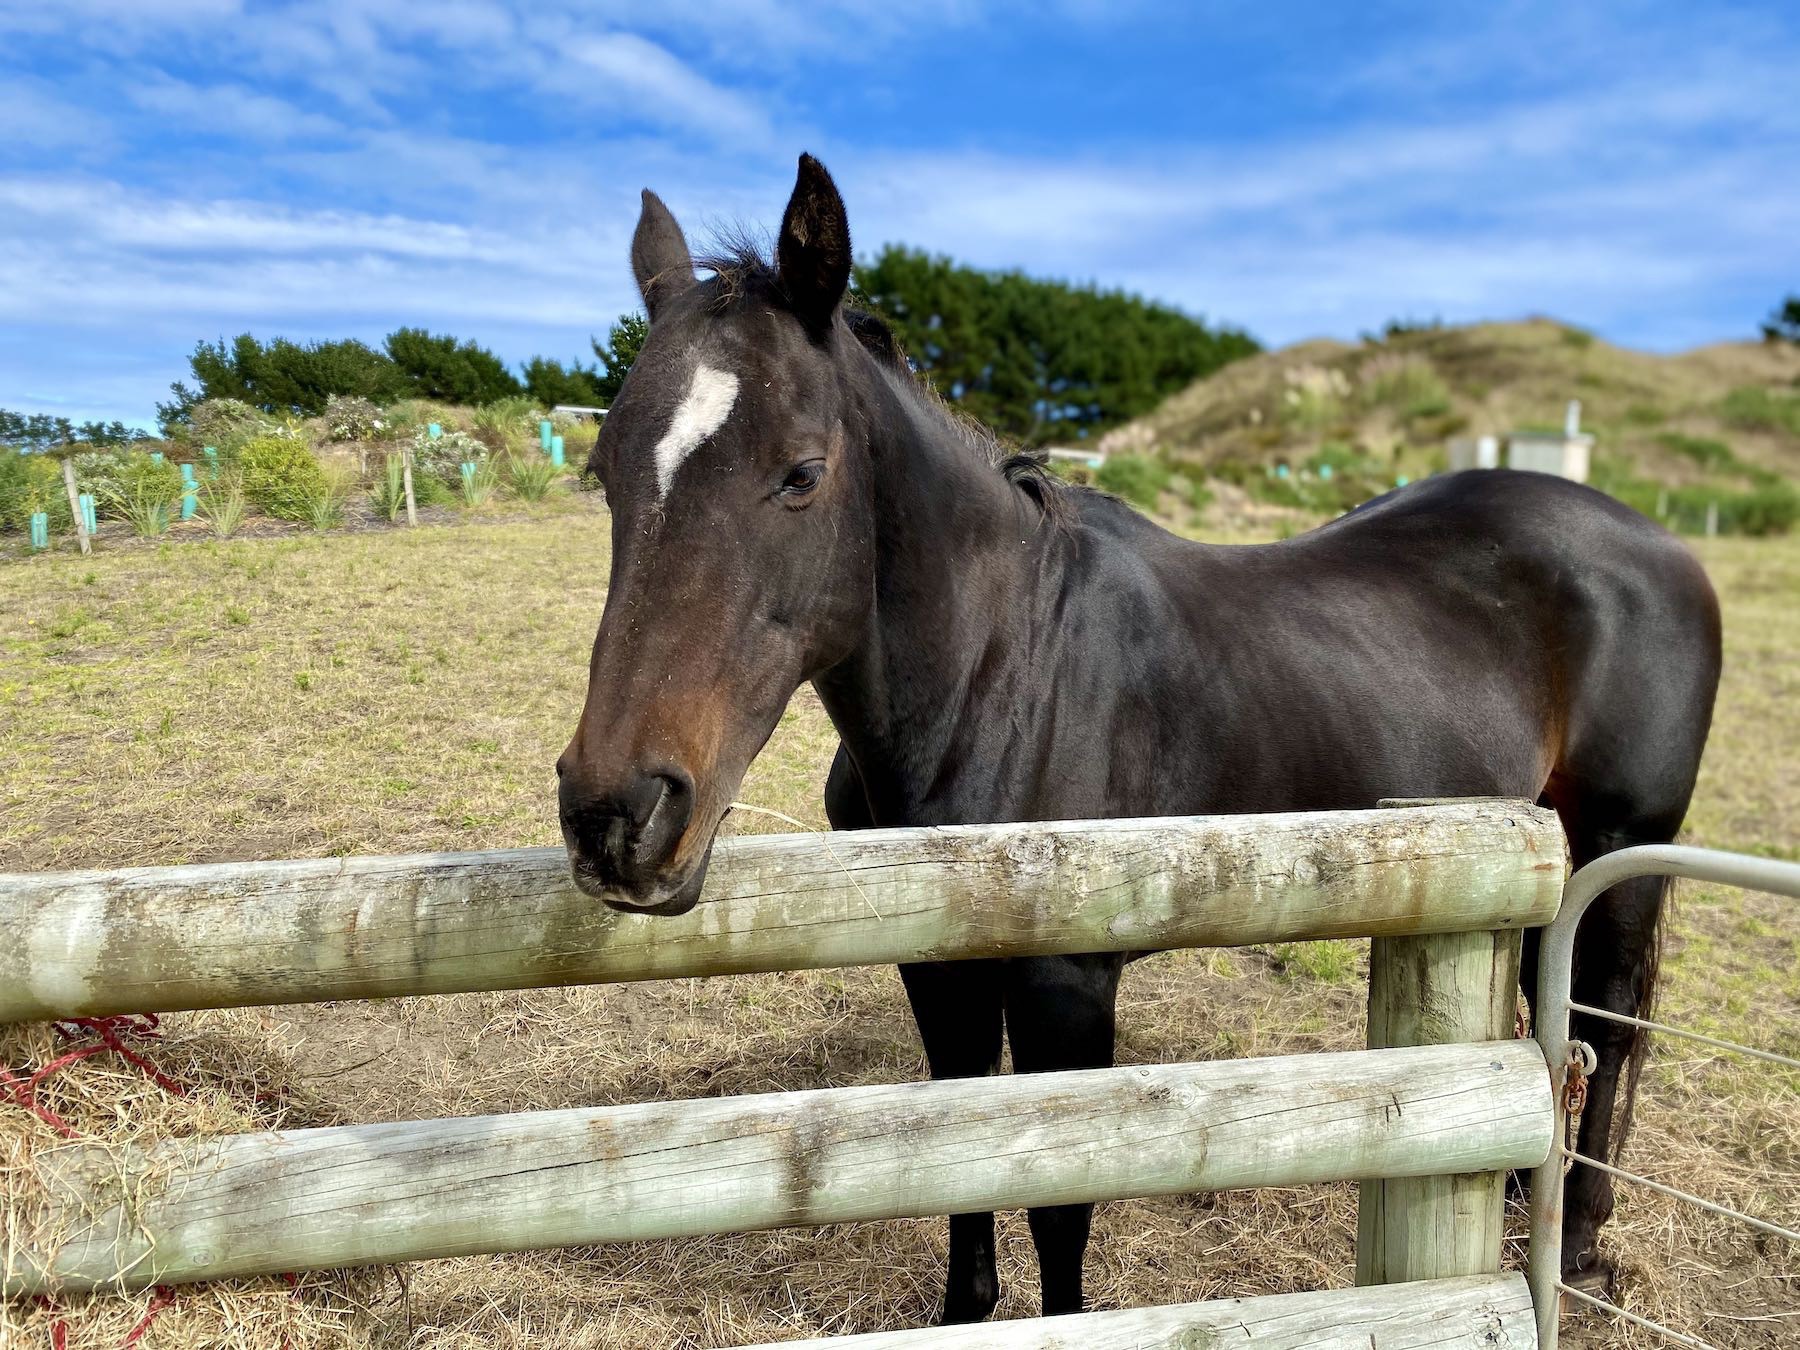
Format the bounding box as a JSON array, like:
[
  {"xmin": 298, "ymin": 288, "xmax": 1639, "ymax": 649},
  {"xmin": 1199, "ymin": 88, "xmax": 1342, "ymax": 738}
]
[{"xmin": 1090, "ymin": 318, "xmax": 1800, "ymax": 534}]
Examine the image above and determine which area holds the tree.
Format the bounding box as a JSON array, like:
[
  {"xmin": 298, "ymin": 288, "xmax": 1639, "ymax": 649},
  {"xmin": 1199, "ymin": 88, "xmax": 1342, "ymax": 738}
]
[
  {"xmin": 853, "ymin": 246, "xmax": 1258, "ymax": 445},
  {"xmin": 591, "ymin": 313, "xmax": 649, "ymax": 405},
  {"xmin": 160, "ymin": 333, "xmax": 403, "ymax": 428},
  {"xmin": 1, "ymin": 409, "xmax": 75, "ymax": 451},
  {"xmin": 3, "ymin": 409, "xmax": 153, "ymax": 450},
  {"xmin": 384, "ymin": 328, "xmax": 522, "ymax": 405},
  {"xmin": 521, "ymin": 356, "xmax": 607, "ymax": 408},
  {"xmin": 1763, "ymin": 295, "xmax": 1800, "ymax": 345}
]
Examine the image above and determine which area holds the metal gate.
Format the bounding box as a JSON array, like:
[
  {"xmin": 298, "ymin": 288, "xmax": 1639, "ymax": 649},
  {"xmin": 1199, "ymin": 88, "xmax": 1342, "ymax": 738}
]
[{"xmin": 1529, "ymin": 845, "xmax": 1800, "ymax": 1349}]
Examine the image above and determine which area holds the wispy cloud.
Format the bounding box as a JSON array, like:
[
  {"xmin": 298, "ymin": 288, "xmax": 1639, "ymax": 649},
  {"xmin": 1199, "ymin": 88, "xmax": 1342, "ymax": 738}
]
[
  {"xmin": 126, "ymin": 74, "xmax": 345, "ymax": 141},
  {"xmin": 557, "ymin": 33, "xmax": 777, "ymax": 147},
  {"xmin": 3, "ymin": 1, "xmax": 1797, "ymax": 424}
]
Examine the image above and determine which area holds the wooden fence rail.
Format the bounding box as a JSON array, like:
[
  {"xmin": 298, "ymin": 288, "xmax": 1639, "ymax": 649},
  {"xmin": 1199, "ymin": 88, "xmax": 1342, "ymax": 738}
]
[
  {"xmin": 754, "ymin": 1273, "xmax": 1538, "ymax": 1348},
  {"xmin": 0, "ymin": 802, "xmax": 1562, "ymax": 1023},
  {"xmin": 6, "ymin": 1040, "xmax": 1551, "ymax": 1295}
]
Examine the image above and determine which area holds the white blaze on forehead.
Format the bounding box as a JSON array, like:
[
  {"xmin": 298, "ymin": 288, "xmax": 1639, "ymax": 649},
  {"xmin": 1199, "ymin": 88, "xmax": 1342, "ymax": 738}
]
[{"xmin": 653, "ymin": 362, "xmax": 739, "ymax": 497}]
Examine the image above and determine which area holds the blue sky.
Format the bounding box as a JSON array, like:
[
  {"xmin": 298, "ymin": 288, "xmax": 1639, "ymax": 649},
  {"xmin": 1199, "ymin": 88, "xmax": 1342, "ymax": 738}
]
[{"xmin": 3, "ymin": 0, "xmax": 1797, "ymax": 427}]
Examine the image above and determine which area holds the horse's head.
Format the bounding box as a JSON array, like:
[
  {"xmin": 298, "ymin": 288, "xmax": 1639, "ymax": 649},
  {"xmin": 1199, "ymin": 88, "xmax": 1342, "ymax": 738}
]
[{"xmin": 557, "ymin": 155, "xmax": 877, "ymax": 914}]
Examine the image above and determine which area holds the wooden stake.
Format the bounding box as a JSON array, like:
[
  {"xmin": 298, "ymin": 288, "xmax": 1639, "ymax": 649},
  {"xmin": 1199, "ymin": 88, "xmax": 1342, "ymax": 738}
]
[
  {"xmin": 60, "ymin": 456, "xmax": 90, "ymax": 556},
  {"xmin": 1356, "ymin": 926, "xmax": 1522, "ymax": 1283},
  {"xmin": 402, "ymin": 445, "xmax": 418, "ymax": 526}
]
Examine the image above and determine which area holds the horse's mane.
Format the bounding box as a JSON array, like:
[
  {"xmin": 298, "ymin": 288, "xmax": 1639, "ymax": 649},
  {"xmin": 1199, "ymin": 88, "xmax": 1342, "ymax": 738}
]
[{"xmin": 694, "ymin": 237, "xmax": 1070, "ymax": 525}]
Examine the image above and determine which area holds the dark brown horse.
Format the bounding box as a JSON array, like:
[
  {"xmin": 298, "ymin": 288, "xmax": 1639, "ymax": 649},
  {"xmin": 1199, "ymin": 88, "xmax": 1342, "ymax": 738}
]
[{"xmin": 558, "ymin": 154, "xmax": 1721, "ymax": 1324}]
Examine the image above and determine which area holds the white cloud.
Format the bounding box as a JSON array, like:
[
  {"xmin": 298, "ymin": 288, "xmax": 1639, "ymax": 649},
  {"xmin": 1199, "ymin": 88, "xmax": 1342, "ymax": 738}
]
[
  {"xmin": 0, "ymin": 77, "xmax": 114, "ymax": 151},
  {"xmin": 126, "ymin": 74, "xmax": 345, "ymax": 141},
  {"xmin": 560, "ymin": 32, "xmax": 775, "ymax": 146}
]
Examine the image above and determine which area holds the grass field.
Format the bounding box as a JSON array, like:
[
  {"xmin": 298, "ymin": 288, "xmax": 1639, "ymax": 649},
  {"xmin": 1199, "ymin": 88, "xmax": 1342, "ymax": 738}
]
[{"xmin": 1, "ymin": 503, "xmax": 1795, "ymax": 1348}]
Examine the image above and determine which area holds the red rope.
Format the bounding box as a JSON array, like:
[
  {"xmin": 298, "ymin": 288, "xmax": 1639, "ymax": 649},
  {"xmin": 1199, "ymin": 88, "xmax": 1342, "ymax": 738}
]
[
  {"xmin": 8, "ymin": 1018, "xmax": 303, "ymax": 1346},
  {"xmin": 4, "ymin": 1014, "xmax": 190, "ymax": 1139},
  {"xmin": 119, "ymin": 1287, "xmax": 177, "ymax": 1346},
  {"xmin": 55, "ymin": 1015, "xmax": 188, "ymax": 1098}
]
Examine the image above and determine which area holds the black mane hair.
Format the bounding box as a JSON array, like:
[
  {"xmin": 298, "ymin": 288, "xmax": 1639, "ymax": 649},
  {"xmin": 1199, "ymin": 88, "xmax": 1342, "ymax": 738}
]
[{"xmin": 693, "ymin": 238, "xmax": 1070, "ymax": 523}]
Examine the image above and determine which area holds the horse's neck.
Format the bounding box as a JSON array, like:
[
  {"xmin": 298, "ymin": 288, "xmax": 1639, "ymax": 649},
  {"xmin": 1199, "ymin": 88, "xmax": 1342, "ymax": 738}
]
[{"xmin": 812, "ymin": 367, "xmax": 1046, "ymax": 819}]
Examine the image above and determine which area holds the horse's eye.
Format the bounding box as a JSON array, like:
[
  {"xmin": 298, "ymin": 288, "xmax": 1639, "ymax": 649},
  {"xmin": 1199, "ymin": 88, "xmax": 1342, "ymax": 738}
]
[{"xmin": 779, "ymin": 461, "xmax": 825, "ymax": 498}]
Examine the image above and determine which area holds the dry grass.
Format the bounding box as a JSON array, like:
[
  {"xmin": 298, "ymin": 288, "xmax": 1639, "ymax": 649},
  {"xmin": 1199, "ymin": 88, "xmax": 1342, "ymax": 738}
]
[
  {"xmin": 1108, "ymin": 317, "xmax": 1800, "ymax": 489},
  {"xmin": 1, "ymin": 519, "xmax": 1796, "ymax": 1347}
]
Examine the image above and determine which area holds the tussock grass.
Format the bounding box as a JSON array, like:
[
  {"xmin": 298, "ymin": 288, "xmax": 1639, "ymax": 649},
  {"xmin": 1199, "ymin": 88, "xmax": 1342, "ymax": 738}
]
[{"xmin": 0, "ymin": 522, "xmax": 1795, "ymax": 1347}]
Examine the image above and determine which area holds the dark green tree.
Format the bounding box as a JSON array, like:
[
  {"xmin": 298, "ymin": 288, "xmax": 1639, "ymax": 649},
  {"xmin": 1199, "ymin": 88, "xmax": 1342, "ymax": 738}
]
[
  {"xmin": 384, "ymin": 328, "xmax": 522, "ymax": 405},
  {"xmin": 591, "ymin": 313, "xmax": 649, "ymax": 404},
  {"xmin": 159, "ymin": 333, "xmax": 403, "ymax": 428},
  {"xmin": 4, "ymin": 411, "xmax": 155, "ymax": 449},
  {"xmin": 853, "ymin": 246, "xmax": 1257, "ymax": 445},
  {"xmin": 521, "ymin": 356, "xmax": 607, "ymax": 408},
  {"xmin": 1, "ymin": 409, "xmax": 75, "ymax": 451},
  {"xmin": 1763, "ymin": 295, "xmax": 1800, "ymax": 345}
]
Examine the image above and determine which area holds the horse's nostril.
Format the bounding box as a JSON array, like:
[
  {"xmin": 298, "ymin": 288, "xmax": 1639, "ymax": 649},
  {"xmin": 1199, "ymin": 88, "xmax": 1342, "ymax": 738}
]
[{"xmin": 561, "ymin": 766, "xmax": 695, "ymax": 889}]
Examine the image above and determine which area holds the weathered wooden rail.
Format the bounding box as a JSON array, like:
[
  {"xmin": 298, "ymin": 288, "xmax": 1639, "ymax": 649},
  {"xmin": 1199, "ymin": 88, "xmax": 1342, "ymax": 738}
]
[
  {"xmin": 11, "ymin": 1041, "xmax": 1548, "ymax": 1293},
  {"xmin": 2, "ymin": 801, "xmax": 1567, "ymax": 1347},
  {"xmin": 761, "ymin": 1273, "xmax": 1536, "ymax": 1348},
  {"xmin": 0, "ymin": 801, "xmax": 1560, "ymax": 1022}
]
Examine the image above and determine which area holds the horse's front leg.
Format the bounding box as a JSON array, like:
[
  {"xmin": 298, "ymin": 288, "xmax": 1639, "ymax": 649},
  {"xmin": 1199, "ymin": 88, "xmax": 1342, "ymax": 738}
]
[
  {"xmin": 1004, "ymin": 953, "xmax": 1125, "ymax": 1317},
  {"xmin": 898, "ymin": 959, "xmax": 1005, "ymax": 1324}
]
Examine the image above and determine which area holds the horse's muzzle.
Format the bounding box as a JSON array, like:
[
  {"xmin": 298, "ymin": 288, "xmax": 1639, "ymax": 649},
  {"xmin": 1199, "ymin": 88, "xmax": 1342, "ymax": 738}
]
[{"xmin": 557, "ymin": 762, "xmax": 706, "ymax": 914}]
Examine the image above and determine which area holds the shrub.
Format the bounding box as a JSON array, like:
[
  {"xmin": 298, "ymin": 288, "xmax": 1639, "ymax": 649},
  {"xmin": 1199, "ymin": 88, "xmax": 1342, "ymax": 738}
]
[
  {"xmin": 1357, "ymin": 354, "xmax": 1447, "ymax": 414},
  {"xmin": 369, "ymin": 450, "xmax": 452, "ymax": 518},
  {"xmin": 1281, "ymin": 365, "xmax": 1350, "ymax": 431},
  {"xmin": 1095, "ymin": 454, "xmax": 1171, "ymax": 509},
  {"xmin": 1730, "ymin": 482, "xmax": 1800, "ymax": 536},
  {"xmin": 104, "ymin": 453, "xmax": 185, "ymax": 537},
  {"xmin": 458, "ymin": 458, "xmax": 500, "ymax": 508},
  {"xmin": 371, "ymin": 453, "xmax": 409, "ymax": 522},
  {"xmin": 410, "ymin": 427, "xmax": 487, "ymax": 489},
  {"xmin": 1592, "ymin": 454, "xmax": 1800, "ymax": 537},
  {"xmin": 1657, "ymin": 432, "xmax": 1739, "ymax": 474},
  {"xmin": 504, "ymin": 451, "xmax": 563, "ymax": 502},
  {"xmin": 240, "ymin": 434, "xmax": 328, "ymax": 522},
  {"xmin": 188, "ymin": 398, "xmax": 273, "ymax": 452},
  {"xmin": 1171, "ymin": 472, "xmax": 1212, "ymax": 513},
  {"xmin": 322, "ymin": 394, "xmax": 386, "ymax": 443},
  {"xmin": 69, "ymin": 444, "xmax": 135, "ymax": 505},
  {"xmin": 1719, "ymin": 387, "xmax": 1800, "ymax": 437},
  {"xmin": 0, "ymin": 448, "xmax": 70, "ymax": 533},
  {"xmin": 196, "ymin": 471, "xmax": 247, "ymax": 538},
  {"xmin": 472, "ymin": 398, "xmax": 538, "ymax": 455},
  {"xmin": 301, "ymin": 464, "xmax": 357, "ymax": 531}
]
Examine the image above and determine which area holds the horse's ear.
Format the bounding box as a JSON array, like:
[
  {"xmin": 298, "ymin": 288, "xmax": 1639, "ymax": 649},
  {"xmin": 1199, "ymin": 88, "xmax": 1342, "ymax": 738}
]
[
  {"xmin": 776, "ymin": 153, "xmax": 851, "ymax": 339},
  {"xmin": 632, "ymin": 189, "xmax": 695, "ymax": 321}
]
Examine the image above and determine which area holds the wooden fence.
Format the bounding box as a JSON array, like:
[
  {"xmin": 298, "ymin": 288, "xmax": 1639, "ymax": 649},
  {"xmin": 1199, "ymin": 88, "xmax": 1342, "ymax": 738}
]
[{"xmin": 2, "ymin": 801, "xmax": 1567, "ymax": 1347}]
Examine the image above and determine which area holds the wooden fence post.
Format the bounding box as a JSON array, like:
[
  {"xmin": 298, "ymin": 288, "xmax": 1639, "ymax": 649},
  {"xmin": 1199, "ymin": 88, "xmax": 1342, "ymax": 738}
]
[
  {"xmin": 60, "ymin": 455, "xmax": 91, "ymax": 556},
  {"xmin": 402, "ymin": 444, "xmax": 418, "ymax": 527},
  {"xmin": 1355, "ymin": 926, "xmax": 1521, "ymax": 1283}
]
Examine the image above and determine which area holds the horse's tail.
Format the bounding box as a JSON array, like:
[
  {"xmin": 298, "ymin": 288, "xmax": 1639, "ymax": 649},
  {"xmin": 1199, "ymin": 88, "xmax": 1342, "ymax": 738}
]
[{"xmin": 1610, "ymin": 873, "xmax": 1672, "ymax": 1163}]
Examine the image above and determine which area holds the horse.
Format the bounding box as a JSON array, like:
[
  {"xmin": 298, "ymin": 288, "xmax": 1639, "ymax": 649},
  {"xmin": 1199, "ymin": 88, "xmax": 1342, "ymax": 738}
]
[{"xmin": 556, "ymin": 153, "xmax": 1721, "ymax": 1324}]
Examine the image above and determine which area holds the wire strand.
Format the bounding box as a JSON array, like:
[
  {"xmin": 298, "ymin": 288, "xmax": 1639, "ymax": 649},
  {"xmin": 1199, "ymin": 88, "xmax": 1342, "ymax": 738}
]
[
  {"xmin": 1560, "ymin": 1148, "xmax": 1800, "ymax": 1243},
  {"xmin": 1555, "ymin": 1281, "xmax": 1719, "ymax": 1350},
  {"xmin": 1565, "ymin": 1001, "xmax": 1800, "ymax": 1071}
]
